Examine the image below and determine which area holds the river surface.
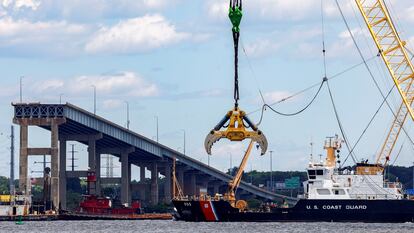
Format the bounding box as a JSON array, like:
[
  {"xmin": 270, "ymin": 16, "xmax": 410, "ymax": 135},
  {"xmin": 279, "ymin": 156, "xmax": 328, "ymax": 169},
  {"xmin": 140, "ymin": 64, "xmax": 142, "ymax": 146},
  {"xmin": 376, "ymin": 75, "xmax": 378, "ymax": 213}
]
[{"xmin": 0, "ymin": 220, "xmax": 413, "ymax": 233}]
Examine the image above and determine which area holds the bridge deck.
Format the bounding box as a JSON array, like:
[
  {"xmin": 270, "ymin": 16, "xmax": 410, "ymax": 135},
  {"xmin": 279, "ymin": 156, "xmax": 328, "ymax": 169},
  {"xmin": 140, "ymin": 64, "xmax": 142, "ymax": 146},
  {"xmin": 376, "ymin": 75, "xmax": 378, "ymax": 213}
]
[{"xmin": 13, "ymin": 103, "xmax": 298, "ymax": 203}]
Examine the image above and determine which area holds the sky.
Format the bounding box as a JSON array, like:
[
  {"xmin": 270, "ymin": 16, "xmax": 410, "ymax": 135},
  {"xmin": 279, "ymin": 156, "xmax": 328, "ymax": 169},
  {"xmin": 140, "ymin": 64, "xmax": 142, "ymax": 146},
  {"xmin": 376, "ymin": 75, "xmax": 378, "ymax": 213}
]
[{"xmin": 0, "ymin": 0, "xmax": 414, "ymax": 179}]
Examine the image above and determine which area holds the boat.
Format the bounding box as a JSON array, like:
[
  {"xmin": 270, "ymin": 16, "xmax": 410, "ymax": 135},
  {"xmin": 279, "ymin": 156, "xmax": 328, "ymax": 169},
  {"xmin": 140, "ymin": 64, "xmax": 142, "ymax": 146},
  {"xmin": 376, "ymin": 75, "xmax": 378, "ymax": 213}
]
[
  {"xmin": 59, "ymin": 170, "xmax": 172, "ymax": 220},
  {"xmin": 0, "ymin": 193, "xmax": 58, "ymax": 221},
  {"xmin": 172, "ymin": 136, "xmax": 414, "ymax": 222}
]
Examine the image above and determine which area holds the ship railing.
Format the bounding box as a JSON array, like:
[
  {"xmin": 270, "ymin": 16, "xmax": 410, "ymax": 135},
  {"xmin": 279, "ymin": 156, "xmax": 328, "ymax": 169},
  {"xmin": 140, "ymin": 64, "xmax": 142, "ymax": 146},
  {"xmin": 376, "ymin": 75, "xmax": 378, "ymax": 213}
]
[{"xmin": 349, "ymin": 194, "xmax": 399, "ymax": 200}]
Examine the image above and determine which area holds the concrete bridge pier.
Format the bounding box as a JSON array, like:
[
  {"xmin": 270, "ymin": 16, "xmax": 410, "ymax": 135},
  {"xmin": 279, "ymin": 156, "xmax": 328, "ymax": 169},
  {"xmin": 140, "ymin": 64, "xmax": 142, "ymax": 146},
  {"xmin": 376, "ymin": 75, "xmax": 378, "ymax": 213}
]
[
  {"xmin": 121, "ymin": 150, "xmax": 131, "ymax": 205},
  {"xmin": 59, "ymin": 136, "xmax": 67, "ymax": 209},
  {"xmin": 184, "ymin": 173, "xmax": 197, "ymax": 196},
  {"xmin": 19, "ymin": 124, "xmax": 28, "ymax": 195},
  {"xmin": 139, "ymin": 165, "xmax": 146, "ymax": 202},
  {"xmin": 14, "ymin": 117, "xmax": 66, "ymax": 210},
  {"xmin": 150, "ymin": 162, "xmax": 158, "ymax": 205},
  {"xmin": 213, "ymin": 182, "xmax": 221, "ymax": 195},
  {"xmin": 163, "ymin": 163, "xmax": 172, "ymax": 203},
  {"xmin": 87, "ymin": 136, "xmax": 101, "ymax": 195}
]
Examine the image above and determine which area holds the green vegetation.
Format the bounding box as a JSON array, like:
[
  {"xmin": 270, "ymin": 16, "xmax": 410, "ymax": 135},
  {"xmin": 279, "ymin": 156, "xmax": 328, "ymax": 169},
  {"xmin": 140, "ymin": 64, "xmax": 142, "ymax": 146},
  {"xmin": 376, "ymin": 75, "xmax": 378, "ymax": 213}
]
[
  {"xmin": 0, "ymin": 176, "xmax": 9, "ymax": 194},
  {"xmin": 0, "ymin": 176, "xmax": 18, "ymax": 194},
  {"xmin": 0, "ymin": 164, "xmax": 412, "ymax": 210}
]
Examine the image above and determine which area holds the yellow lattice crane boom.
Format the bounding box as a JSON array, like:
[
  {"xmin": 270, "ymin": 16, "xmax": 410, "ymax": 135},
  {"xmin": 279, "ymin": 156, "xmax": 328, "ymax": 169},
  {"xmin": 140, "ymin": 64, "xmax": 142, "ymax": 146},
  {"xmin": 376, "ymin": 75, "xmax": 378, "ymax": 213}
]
[
  {"xmin": 355, "ymin": 0, "xmax": 414, "ymax": 168},
  {"xmin": 224, "ymin": 140, "xmax": 254, "ymax": 210}
]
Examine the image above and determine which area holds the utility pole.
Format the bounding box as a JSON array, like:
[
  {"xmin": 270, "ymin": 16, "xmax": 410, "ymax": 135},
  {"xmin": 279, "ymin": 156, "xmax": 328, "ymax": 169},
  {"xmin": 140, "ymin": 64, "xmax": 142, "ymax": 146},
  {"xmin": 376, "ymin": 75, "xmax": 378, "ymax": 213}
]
[
  {"xmin": 91, "ymin": 85, "xmax": 96, "ymax": 115},
  {"xmin": 59, "ymin": 93, "xmax": 64, "ymax": 104},
  {"xmin": 68, "ymin": 144, "xmax": 78, "ymax": 171},
  {"xmin": 182, "ymin": 129, "xmax": 186, "ymax": 155},
  {"xmin": 269, "ymin": 150, "xmax": 273, "ymax": 192},
  {"xmin": 125, "ymin": 101, "xmax": 130, "ymax": 129},
  {"xmin": 154, "ymin": 116, "xmax": 159, "ymax": 143},
  {"xmin": 19, "ymin": 76, "xmax": 23, "ymax": 103},
  {"xmin": 33, "ymin": 155, "xmax": 50, "ymax": 173},
  {"xmin": 103, "ymin": 154, "xmax": 114, "ymax": 178},
  {"xmin": 9, "ymin": 125, "xmax": 15, "ymax": 194}
]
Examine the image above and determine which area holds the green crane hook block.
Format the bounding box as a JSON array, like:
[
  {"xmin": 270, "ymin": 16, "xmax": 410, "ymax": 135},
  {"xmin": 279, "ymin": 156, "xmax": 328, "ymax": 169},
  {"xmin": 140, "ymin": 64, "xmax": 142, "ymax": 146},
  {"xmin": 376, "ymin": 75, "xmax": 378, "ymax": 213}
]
[{"xmin": 229, "ymin": 6, "xmax": 242, "ymax": 32}]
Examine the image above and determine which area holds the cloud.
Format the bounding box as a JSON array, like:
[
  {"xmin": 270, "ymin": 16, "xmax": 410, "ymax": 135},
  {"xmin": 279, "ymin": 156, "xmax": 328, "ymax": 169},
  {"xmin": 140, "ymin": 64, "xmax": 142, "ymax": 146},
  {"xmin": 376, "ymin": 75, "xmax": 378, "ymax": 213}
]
[
  {"xmin": 244, "ymin": 38, "xmax": 280, "ymax": 58},
  {"xmin": 31, "ymin": 71, "xmax": 159, "ymax": 99},
  {"xmin": 206, "ymin": 0, "xmax": 319, "ymax": 22},
  {"xmin": 2, "ymin": 0, "xmax": 178, "ymax": 21},
  {"xmin": 69, "ymin": 72, "xmax": 160, "ymax": 97},
  {"xmin": 241, "ymin": 27, "xmax": 321, "ymax": 59},
  {"xmin": 206, "ymin": 142, "xmax": 246, "ymax": 157},
  {"xmin": 0, "ymin": 13, "xmax": 194, "ymax": 57},
  {"xmin": 102, "ymin": 99, "xmax": 123, "ymax": 109},
  {"xmin": 206, "ymin": 0, "xmax": 227, "ymax": 21},
  {"xmin": 404, "ymin": 6, "xmax": 414, "ymax": 23},
  {"xmin": 262, "ymin": 91, "xmax": 293, "ymax": 104},
  {"xmin": 85, "ymin": 14, "xmax": 189, "ymax": 54},
  {"xmin": 169, "ymin": 88, "xmax": 226, "ymax": 100},
  {"xmin": 2, "ymin": 0, "xmax": 40, "ymax": 11},
  {"xmin": 0, "ymin": 17, "xmax": 89, "ymax": 56}
]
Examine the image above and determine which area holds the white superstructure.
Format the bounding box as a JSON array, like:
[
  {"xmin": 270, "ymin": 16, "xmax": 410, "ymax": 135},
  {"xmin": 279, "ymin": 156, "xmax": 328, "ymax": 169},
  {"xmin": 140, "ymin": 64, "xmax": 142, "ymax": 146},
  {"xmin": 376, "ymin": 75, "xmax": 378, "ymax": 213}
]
[
  {"xmin": 303, "ymin": 136, "xmax": 403, "ymax": 200},
  {"xmin": 0, "ymin": 194, "xmax": 31, "ymax": 216}
]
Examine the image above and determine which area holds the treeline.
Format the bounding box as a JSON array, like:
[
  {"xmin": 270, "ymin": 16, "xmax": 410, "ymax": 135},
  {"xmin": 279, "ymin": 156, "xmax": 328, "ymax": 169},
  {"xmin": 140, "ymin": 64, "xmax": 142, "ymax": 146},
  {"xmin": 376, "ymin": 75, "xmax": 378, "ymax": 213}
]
[{"xmin": 0, "ymin": 165, "xmax": 413, "ymax": 206}]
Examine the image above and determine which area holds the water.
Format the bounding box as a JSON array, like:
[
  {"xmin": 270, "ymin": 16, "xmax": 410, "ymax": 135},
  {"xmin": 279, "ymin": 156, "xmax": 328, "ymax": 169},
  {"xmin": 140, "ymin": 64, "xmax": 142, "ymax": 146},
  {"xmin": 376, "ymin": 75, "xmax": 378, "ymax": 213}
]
[{"xmin": 0, "ymin": 220, "xmax": 413, "ymax": 233}]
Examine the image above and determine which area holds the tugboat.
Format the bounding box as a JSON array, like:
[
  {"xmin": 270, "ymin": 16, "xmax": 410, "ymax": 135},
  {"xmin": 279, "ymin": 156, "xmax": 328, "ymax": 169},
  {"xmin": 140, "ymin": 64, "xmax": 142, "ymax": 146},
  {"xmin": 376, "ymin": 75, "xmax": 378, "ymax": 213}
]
[
  {"xmin": 60, "ymin": 171, "xmax": 171, "ymax": 220},
  {"xmin": 173, "ymin": 136, "xmax": 414, "ymax": 222}
]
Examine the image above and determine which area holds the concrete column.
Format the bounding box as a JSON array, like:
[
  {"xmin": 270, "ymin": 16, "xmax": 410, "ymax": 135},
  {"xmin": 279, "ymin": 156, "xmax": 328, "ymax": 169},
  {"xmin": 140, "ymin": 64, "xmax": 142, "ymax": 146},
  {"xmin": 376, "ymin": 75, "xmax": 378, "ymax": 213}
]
[
  {"xmin": 87, "ymin": 139, "xmax": 96, "ymax": 196},
  {"xmin": 139, "ymin": 165, "xmax": 146, "ymax": 201},
  {"xmin": 128, "ymin": 162, "xmax": 132, "ymax": 204},
  {"xmin": 121, "ymin": 151, "xmax": 130, "ymax": 205},
  {"xmin": 190, "ymin": 173, "xmax": 196, "ymax": 196},
  {"xmin": 164, "ymin": 164, "xmax": 172, "ymax": 203},
  {"xmin": 19, "ymin": 124, "xmax": 28, "ymax": 194},
  {"xmin": 150, "ymin": 163, "xmax": 158, "ymax": 205},
  {"xmin": 95, "ymin": 153, "xmax": 101, "ymax": 196},
  {"xmin": 59, "ymin": 138, "xmax": 67, "ymax": 209},
  {"xmin": 50, "ymin": 121, "xmax": 59, "ymax": 210},
  {"xmin": 213, "ymin": 183, "xmax": 220, "ymax": 195},
  {"xmin": 201, "ymin": 179, "xmax": 208, "ymax": 194},
  {"xmin": 88, "ymin": 139, "xmax": 96, "ymax": 171},
  {"xmin": 140, "ymin": 165, "xmax": 146, "ymax": 183}
]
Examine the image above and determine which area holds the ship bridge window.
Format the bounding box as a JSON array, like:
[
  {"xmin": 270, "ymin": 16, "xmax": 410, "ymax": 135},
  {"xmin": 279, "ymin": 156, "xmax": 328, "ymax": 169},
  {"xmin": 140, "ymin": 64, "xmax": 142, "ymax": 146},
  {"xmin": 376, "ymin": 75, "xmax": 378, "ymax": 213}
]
[
  {"xmin": 333, "ymin": 189, "xmax": 345, "ymax": 195},
  {"xmin": 308, "ymin": 170, "xmax": 316, "ymax": 179},
  {"xmin": 316, "ymin": 189, "xmax": 331, "ymax": 195},
  {"xmin": 316, "ymin": 170, "xmax": 324, "ymax": 176}
]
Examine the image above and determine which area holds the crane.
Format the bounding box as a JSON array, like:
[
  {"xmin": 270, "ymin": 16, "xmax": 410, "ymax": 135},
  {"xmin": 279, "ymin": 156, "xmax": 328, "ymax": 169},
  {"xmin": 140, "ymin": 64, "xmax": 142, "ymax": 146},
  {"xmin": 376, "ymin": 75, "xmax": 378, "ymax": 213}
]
[
  {"xmin": 223, "ymin": 140, "xmax": 254, "ymax": 210},
  {"xmin": 172, "ymin": 157, "xmax": 184, "ymax": 200},
  {"xmin": 354, "ymin": 0, "xmax": 414, "ymax": 172},
  {"xmin": 204, "ymin": 0, "xmax": 268, "ymax": 156}
]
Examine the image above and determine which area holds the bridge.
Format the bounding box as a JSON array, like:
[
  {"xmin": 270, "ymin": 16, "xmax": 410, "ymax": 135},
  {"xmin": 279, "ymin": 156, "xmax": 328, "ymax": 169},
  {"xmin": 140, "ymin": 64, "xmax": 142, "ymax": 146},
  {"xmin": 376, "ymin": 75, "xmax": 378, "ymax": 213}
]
[{"xmin": 13, "ymin": 103, "xmax": 297, "ymax": 209}]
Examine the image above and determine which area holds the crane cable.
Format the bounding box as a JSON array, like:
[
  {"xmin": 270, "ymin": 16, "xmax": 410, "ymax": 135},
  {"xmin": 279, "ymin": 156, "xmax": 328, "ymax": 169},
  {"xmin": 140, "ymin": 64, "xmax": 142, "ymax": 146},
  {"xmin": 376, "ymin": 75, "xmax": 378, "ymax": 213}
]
[
  {"xmin": 342, "ymin": 84, "xmax": 395, "ymax": 165},
  {"xmin": 248, "ymin": 55, "xmax": 377, "ymax": 117},
  {"xmin": 229, "ymin": 0, "xmax": 243, "ymax": 107},
  {"xmin": 320, "ymin": 0, "xmax": 357, "ymax": 163},
  {"xmin": 326, "ymin": 80, "xmax": 357, "ymax": 163},
  {"xmin": 256, "ymin": 80, "xmax": 325, "ymax": 126},
  {"xmin": 334, "ymin": 0, "xmax": 414, "ymax": 162}
]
